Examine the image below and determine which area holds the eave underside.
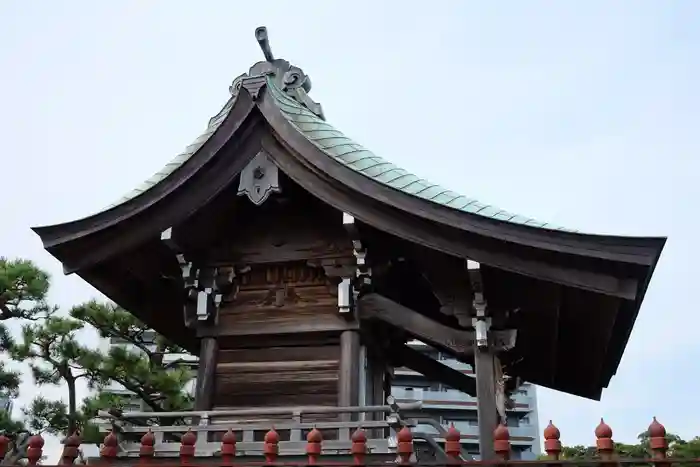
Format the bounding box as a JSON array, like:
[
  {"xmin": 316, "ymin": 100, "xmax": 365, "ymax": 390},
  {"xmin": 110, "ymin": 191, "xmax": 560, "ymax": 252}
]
[
  {"xmin": 31, "ymin": 86, "xmax": 665, "ymax": 400},
  {"xmin": 79, "ymin": 238, "xmax": 634, "ymax": 400}
]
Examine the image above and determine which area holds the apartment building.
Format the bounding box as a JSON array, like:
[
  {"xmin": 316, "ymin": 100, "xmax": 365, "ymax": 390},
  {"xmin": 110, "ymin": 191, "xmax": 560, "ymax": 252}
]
[{"xmin": 391, "ymin": 342, "xmax": 541, "ymax": 460}]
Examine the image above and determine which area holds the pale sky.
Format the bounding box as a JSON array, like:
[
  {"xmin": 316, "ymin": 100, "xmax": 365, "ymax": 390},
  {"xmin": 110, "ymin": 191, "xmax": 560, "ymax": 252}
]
[{"xmin": 1, "ymin": 0, "xmax": 698, "ymax": 459}]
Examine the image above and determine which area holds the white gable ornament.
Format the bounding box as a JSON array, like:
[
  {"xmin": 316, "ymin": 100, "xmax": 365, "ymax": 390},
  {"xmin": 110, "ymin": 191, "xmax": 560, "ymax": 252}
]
[{"xmin": 237, "ymin": 150, "xmax": 281, "ymax": 206}]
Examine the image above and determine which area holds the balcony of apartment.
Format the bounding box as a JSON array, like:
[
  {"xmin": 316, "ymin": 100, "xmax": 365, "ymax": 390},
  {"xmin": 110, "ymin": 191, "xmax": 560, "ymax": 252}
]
[{"xmin": 391, "ymin": 387, "xmax": 533, "ymax": 413}]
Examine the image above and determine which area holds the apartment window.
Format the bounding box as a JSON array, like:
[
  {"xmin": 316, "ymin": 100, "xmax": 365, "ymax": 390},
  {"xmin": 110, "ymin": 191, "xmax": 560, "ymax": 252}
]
[
  {"xmin": 444, "ymin": 415, "xmax": 478, "ymax": 426},
  {"xmin": 445, "ymin": 420, "xmax": 478, "ymax": 427},
  {"xmin": 506, "ymin": 415, "xmax": 519, "ymax": 427}
]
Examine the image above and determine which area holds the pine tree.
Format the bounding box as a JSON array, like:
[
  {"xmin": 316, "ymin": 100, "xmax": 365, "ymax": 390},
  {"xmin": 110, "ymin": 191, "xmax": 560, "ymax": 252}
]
[
  {"xmin": 0, "ymin": 257, "xmax": 195, "ymax": 461},
  {"xmin": 0, "ymin": 257, "xmax": 52, "ymax": 460},
  {"xmin": 9, "ymin": 316, "xmax": 90, "ymax": 435},
  {"xmin": 70, "ymin": 301, "xmax": 194, "ymax": 414},
  {"xmin": 0, "ymin": 258, "xmax": 52, "ymax": 415}
]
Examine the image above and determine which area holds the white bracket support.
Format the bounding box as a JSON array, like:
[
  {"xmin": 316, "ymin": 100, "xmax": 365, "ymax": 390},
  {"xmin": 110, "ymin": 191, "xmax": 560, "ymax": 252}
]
[
  {"xmin": 343, "ymin": 213, "xmax": 372, "ymax": 296},
  {"xmin": 468, "ymin": 260, "xmax": 491, "ymax": 349}
]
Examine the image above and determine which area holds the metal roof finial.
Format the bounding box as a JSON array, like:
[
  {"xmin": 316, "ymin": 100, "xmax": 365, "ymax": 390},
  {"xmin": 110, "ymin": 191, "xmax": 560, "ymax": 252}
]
[{"xmin": 255, "ymin": 26, "xmax": 275, "ymax": 62}]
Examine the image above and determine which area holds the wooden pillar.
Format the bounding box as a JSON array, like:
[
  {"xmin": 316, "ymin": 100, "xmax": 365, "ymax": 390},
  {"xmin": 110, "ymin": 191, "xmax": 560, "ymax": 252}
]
[
  {"xmin": 474, "ymin": 341, "xmax": 498, "ymax": 461},
  {"xmin": 194, "ymin": 336, "xmax": 219, "ymax": 411},
  {"xmin": 363, "ymin": 349, "xmax": 387, "ymax": 438},
  {"xmin": 365, "ymin": 352, "xmax": 385, "ymax": 410},
  {"xmin": 338, "ymin": 330, "xmax": 361, "ymax": 409}
]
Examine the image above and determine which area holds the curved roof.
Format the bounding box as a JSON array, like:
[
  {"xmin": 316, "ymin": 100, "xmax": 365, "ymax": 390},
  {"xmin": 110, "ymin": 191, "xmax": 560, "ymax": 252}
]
[{"xmin": 94, "ymin": 75, "xmax": 572, "ymax": 232}]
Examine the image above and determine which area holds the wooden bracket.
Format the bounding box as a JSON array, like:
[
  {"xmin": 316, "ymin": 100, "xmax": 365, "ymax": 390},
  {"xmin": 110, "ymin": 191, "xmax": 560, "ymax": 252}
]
[
  {"xmin": 417, "ymin": 254, "xmax": 473, "ymax": 327},
  {"xmin": 161, "ymin": 227, "xmax": 235, "ymax": 329}
]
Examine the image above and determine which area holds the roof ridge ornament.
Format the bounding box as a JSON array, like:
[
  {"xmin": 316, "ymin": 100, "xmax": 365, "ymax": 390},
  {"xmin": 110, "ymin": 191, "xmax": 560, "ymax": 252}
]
[
  {"xmin": 227, "ymin": 27, "xmax": 325, "ymax": 119},
  {"xmin": 255, "ymin": 26, "xmax": 275, "ymax": 62}
]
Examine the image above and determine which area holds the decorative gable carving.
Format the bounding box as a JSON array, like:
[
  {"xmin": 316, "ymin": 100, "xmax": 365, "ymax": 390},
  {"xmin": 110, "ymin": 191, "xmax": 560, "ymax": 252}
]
[{"xmin": 237, "ymin": 150, "xmax": 281, "ymax": 206}]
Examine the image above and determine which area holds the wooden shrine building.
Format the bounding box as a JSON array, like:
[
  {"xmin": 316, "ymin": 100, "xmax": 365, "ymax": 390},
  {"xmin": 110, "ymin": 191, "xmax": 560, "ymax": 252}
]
[{"xmin": 32, "ymin": 28, "xmax": 666, "ymax": 461}]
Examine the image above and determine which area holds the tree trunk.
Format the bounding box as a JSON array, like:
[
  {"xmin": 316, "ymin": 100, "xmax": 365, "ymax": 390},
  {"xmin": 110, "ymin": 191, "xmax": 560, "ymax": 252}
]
[{"xmin": 66, "ymin": 375, "xmax": 77, "ymax": 435}]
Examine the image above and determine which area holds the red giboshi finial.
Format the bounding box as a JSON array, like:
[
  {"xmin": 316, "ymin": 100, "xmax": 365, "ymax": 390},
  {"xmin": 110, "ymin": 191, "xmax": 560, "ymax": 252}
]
[
  {"xmin": 494, "ymin": 424, "xmax": 511, "ymax": 460},
  {"xmin": 26, "ymin": 434, "xmax": 44, "ymax": 465},
  {"xmin": 648, "ymin": 417, "xmax": 668, "ymax": 456},
  {"xmin": 595, "ymin": 419, "xmax": 614, "ymax": 455},
  {"xmin": 221, "ymin": 428, "xmax": 237, "ymax": 464},
  {"xmin": 445, "ymin": 423, "xmax": 461, "ymax": 461},
  {"xmin": 351, "ymin": 428, "xmax": 367, "ymax": 465},
  {"xmin": 543, "ymin": 421, "xmax": 562, "ymax": 459},
  {"xmin": 264, "ymin": 427, "xmax": 279, "ymax": 463},
  {"xmin": 140, "ymin": 429, "xmax": 155, "ymax": 459},
  {"xmin": 648, "ymin": 416, "xmax": 666, "ymax": 438},
  {"xmin": 306, "ymin": 427, "xmax": 323, "ymax": 464},
  {"xmin": 397, "ymin": 426, "xmax": 413, "ymax": 464},
  {"xmin": 180, "ymin": 428, "xmax": 196, "ymax": 463},
  {"xmin": 101, "ymin": 430, "xmax": 119, "ymax": 460}
]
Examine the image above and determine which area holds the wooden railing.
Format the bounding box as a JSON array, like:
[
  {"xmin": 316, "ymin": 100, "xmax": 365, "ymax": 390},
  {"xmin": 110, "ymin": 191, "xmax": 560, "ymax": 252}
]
[{"xmin": 92, "ymin": 402, "xmax": 422, "ymax": 458}]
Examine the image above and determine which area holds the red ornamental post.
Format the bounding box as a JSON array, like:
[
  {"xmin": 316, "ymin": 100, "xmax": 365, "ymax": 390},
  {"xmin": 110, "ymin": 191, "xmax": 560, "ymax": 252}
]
[
  {"xmin": 61, "ymin": 431, "xmax": 81, "ymax": 465},
  {"xmin": 0, "ymin": 433, "xmax": 10, "ymax": 459},
  {"xmin": 396, "ymin": 426, "xmax": 413, "ymax": 465},
  {"xmin": 264, "ymin": 427, "xmax": 279, "ymax": 464},
  {"xmin": 493, "ymin": 423, "xmax": 511, "ymax": 461},
  {"xmin": 444, "ymin": 424, "xmax": 461, "ymax": 463},
  {"xmin": 139, "ymin": 429, "xmax": 155, "ymax": 464},
  {"xmin": 648, "ymin": 417, "xmax": 668, "ymax": 466},
  {"xmin": 101, "ymin": 430, "xmax": 118, "ymax": 463},
  {"xmin": 180, "ymin": 428, "xmax": 197, "ymax": 465},
  {"xmin": 221, "ymin": 428, "xmax": 237, "ymax": 466},
  {"xmin": 26, "ymin": 434, "xmax": 44, "ymax": 466},
  {"xmin": 595, "ymin": 419, "xmax": 614, "ymax": 462},
  {"xmin": 306, "ymin": 427, "xmax": 323, "ymax": 464},
  {"xmin": 351, "ymin": 428, "xmax": 367, "ymax": 466},
  {"xmin": 543, "ymin": 421, "xmax": 562, "ymax": 461}
]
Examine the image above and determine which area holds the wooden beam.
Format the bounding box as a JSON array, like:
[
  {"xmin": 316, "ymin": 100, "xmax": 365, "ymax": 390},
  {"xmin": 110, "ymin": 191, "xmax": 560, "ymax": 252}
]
[
  {"xmin": 338, "ymin": 330, "xmax": 360, "ymax": 411},
  {"xmin": 389, "ymin": 344, "xmax": 476, "ymax": 396},
  {"xmin": 358, "ymin": 293, "xmax": 516, "ymax": 356},
  {"xmin": 194, "ymin": 337, "xmax": 219, "ymax": 411},
  {"xmin": 358, "ymin": 293, "xmax": 474, "ymax": 355}
]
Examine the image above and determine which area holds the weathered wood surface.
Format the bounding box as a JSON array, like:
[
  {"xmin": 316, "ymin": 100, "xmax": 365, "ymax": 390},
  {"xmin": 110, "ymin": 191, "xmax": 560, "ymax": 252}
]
[
  {"xmin": 206, "ymin": 183, "xmax": 353, "ymax": 266},
  {"xmin": 214, "ymin": 359, "xmax": 339, "ymax": 408},
  {"xmin": 216, "ymin": 263, "xmax": 355, "ymax": 336},
  {"xmin": 338, "ymin": 330, "xmax": 360, "ymax": 411},
  {"xmin": 474, "ymin": 344, "xmax": 499, "ymax": 461},
  {"xmin": 194, "ymin": 337, "xmax": 219, "ymax": 411},
  {"xmin": 214, "ymin": 343, "xmax": 341, "ymax": 409},
  {"xmin": 197, "ymin": 185, "xmax": 357, "ymax": 411},
  {"xmin": 211, "ymin": 262, "xmax": 347, "ymax": 409}
]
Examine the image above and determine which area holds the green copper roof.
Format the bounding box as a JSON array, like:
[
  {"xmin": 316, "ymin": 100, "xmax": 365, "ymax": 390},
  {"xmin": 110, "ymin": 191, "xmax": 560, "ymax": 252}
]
[
  {"xmin": 103, "ymin": 97, "xmax": 236, "ymax": 209},
  {"xmin": 266, "ymin": 78, "xmax": 574, "ymax": 232},
  {"xmin": 99, "ymin": 68, "xmax": 571, "ymax": 233}
]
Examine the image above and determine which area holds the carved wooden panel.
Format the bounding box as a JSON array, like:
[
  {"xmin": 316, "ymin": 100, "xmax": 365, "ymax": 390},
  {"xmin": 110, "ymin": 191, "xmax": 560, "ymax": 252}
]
[{"xmin": 217, "ymin": 262, "xmax": 352, "ymax": 337}]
